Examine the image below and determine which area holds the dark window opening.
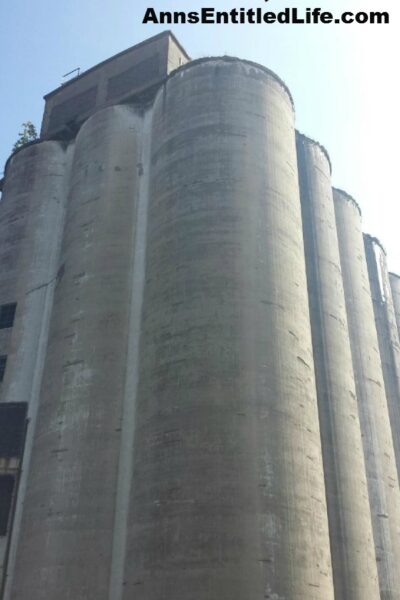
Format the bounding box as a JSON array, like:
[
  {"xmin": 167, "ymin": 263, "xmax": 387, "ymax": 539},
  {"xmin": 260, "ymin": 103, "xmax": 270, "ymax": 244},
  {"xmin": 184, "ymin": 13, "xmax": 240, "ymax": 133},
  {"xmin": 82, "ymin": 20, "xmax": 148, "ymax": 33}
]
[
  {"xmin": 0, "ymin": 475, "xmax": 15, "ymax": 536},
  {"xmin": 0, "ymin": 355, "xmax": 6, "ymax": 382},
  {"xmin": 0, "ymin": 403, "xmax": 28, "ymax": 458},
  {"xmin": 0, "ymin": 303, "xmax": 17, "ymax": 329}
]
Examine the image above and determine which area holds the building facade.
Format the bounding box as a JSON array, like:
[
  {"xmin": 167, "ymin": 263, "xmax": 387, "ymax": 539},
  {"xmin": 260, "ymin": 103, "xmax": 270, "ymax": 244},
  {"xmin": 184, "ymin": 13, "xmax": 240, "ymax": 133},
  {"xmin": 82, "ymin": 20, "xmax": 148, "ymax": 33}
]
[{"xmin": 1, "ymin": 31, "xmax": 400, "ymax": 600}]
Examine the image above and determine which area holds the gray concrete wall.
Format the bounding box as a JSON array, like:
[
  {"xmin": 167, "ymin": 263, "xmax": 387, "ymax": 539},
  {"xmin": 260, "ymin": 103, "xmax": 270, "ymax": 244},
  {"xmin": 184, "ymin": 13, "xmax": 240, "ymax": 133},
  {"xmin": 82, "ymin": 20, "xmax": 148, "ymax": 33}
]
[
  {"xmin": 167, "ymin": 35, "xmax": 189, "ymax": 72},
  {"xmin": 334, "ymin": 189, "xmax": 400, "ymax": 600},
  {"xmin": 0, "ymin": 142, "xmax": 69, "ymax": 405},
  {"xmin": 364, "ymin": 235, "xmax": 400, "ymax": 485},
  {"xmin": 297, "ymin": 134, "xmax": 380, "ymax": 600},
  {"xmin": 0, "ymin": 141, "xmax": 72, "ymax": 593},
  {"xmin": 3, "ymin": 38, "xmax": 400, "ymax": 599},
  {"xmin": 41, "ymin": 31, "xmax": 190, "ymax": 140},
  {"xmin": 389, "ymin": 273, "xmax": 400, "ymax": 339},
  {"xmin": 8, "ymin": 105, "xmax": 145, "ymax": 600},
  {"xmin": 121, "ymin": 58, "xmax": 334, "ymax": 600}
]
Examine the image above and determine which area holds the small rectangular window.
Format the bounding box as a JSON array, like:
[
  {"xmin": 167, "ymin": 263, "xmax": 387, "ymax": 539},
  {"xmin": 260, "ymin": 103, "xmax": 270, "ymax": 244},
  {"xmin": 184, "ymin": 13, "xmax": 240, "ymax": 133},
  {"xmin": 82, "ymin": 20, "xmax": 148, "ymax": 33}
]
[
  {"xmin": 0, "ymin": 403, "xmax": 27, "ymax": 458},
  {"xmin": 0, "ymin": 475, "xmax": 15, "ymax": 536},
  {"xmin": 0, "ymin": 355, "xmax": 7, "ymax": 382},
  {"xmin": 0, "ymin": 303, "xmax": 17, "ymax": 329}
]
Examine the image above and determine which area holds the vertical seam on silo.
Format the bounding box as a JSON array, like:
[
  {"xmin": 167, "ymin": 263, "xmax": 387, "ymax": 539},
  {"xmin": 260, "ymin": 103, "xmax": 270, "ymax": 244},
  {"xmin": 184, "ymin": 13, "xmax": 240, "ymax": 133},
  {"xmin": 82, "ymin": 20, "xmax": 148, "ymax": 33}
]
[
  {"xmin": 108, "ymin": 108, "xmax": 152, "ymax": 600},
  {"xmin": 298, "ymin": 140, "xmax": 346, "ymax": 598}
]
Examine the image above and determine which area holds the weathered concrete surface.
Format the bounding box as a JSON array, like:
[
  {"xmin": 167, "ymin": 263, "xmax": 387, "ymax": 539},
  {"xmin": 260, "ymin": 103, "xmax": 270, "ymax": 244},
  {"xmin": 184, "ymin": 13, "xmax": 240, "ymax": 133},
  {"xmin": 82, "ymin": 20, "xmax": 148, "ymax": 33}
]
[
  {"xmin": 4, "ymin": 36, "xmax": 400, "ymax": 600},
  {"xmin": 0, "ymin": 142, "xmax": 69, "ymax": 405},
  {"xmin": 9, "ymin": 105, "xmax": 143, "ymax": 600},
  {"xmin": 364, "ymin": 235, "xmax": 400, "ymax": 485},
  {"xmin": 297, "ymin": 135, "xmax": 380, "ymax": 600},
  {"xmin": 389, "ymin": 273, "xmax": 400, "ymax": 339},
  {"xmin": 0, "ymin": 142, "xmax": 71, "ymax": 594},
  {"xmin": 41, "ymin": 31, "xmax": 190, "ymax": 140},
  {"xmin": 122, "ymin": 58, "xmax": 334, "ymax": 600},
  {"xmin": 107, "ymin": 106, "xmax": 153, "ymax": 600},
  {"xmin": 334, "ymin": 189, "xmax": 400, "ymax": 600}
]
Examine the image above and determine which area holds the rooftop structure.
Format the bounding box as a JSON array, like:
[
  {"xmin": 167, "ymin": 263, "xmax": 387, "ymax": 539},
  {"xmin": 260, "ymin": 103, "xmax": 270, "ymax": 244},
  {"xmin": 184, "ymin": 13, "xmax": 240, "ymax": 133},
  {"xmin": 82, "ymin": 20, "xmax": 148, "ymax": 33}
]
[{"xmin": 41, "ymin": 31, "xmax": 190, "ymax": 139}]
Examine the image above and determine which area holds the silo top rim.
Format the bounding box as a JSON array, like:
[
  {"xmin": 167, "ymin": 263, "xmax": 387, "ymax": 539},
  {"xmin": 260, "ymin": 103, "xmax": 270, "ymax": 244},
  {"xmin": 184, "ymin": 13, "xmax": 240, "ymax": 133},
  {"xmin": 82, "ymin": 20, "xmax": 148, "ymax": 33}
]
[
  {"xmin": 332, "ymin": 187, "xmax": 362, "ymax": 217},
  {"xmin": 296, "ymin": 131, "xmax": 332, "ymax": 174},
  {"xmin": 2, "ymin": 139, "xmax": 46, "ymax": 182},
  {"xmin": 364, "ymin": 233, "xmax": 386, "ymax": 255},
  {"xmin": 167, "ymin": 55, "xmax": 295, "ymax": 109}
]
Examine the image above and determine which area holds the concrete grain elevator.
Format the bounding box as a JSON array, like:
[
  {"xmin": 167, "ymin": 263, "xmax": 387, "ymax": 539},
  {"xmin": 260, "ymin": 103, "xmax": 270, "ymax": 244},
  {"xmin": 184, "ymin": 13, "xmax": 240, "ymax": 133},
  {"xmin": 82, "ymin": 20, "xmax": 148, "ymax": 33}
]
[{"xmin": 0, "ymin": 31, "xmax": 399, "ymax": 600}]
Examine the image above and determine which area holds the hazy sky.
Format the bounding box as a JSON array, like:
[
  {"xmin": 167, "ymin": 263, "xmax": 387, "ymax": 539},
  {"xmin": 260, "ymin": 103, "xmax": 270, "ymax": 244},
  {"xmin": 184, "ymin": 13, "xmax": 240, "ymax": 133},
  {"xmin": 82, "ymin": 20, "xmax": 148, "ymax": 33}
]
[{"xmin": 1, "ymin": 0, "xmax": 399, "ymax": 267}]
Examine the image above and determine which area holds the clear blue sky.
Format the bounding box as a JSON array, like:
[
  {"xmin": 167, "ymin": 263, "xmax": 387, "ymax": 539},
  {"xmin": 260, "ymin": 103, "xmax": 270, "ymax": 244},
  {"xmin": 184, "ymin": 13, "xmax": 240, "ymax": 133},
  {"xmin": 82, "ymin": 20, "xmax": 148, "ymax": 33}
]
[{"xmin": 1, "ymin": 0, "xmax": 399, "ymax": 267}]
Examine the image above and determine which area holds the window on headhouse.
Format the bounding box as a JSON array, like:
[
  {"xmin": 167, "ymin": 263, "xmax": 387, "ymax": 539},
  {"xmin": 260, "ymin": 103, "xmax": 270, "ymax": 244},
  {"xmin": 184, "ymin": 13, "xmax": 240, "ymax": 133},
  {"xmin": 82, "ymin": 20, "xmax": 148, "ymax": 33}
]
[
  {"xmin": 0, "ymin": 355, "xmax": 7, "ymax": 382},
  {"xmin": 0, "ymin": 475, "xmax": 15, "ymax": 536},
  {"xmin": 0, "ymin": 303, "xmax": 17, "ymax": 329}
]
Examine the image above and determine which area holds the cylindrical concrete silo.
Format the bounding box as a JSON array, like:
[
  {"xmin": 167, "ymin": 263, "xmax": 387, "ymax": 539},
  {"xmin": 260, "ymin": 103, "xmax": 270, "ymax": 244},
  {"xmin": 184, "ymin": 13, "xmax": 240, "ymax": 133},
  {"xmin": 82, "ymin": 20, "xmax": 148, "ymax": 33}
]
[
  {"xmin": 364, "ymin": 235, "xmax": 400, "ymax": 484},
  {"xmin": 389, "ymin": 273, "xmax": 400, "ymax": 338},
  {"xmin": 123, "ymin": 58, "xmax": 334, "ymax": 600},
  {"xmin": 0, "ymin": 142, "xmax": 70, "ymax": 406},
  {"xmin": 0, "ymin": 141, "xmax": 72, "ymax": 593},
  {"xmin": 8, "ymin": 105, "xmax": 145, "ymax": 600},
  {"xmin": 297, "ymin": 134, "xmax": 380, "ymax": 599},
  {"xmin": 334, "ymin": 188, "xmax": 400, "ymax": 600}
]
